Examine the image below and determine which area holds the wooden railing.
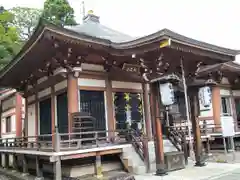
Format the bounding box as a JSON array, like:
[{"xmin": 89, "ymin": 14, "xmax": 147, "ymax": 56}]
[
  {"xmin": 0, "ymin": 129, "xmax": 133, "ymax": 152},
  {"xmin": 0, "ymin": 134, "xmax": 54, "ymax": 151},
  {"xmin": 166, "ymin": 126, "xmax": 188, "ymax": 164},
  {"xmin": 166, "ymin": 123, "xmax": 224, "ymax": 160},
  {"xmin": 168, "ymin": 123, "xmax": 222, "ymax": 137},
  {"xmin": 0, "ymin": 128, "xmax": 151, "ymax": 172},
  {"xmin": 129, "ymin": 129, "xmax": 150, "ymax": 173}
]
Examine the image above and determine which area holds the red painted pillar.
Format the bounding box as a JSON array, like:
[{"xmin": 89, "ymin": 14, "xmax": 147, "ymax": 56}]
[
  {"xmin": 150, "ymin": 83, "xmax": 166, "ymax": 175},
  {"xmin": 24, "ymin": 96, "xmax": 28, "ymax": 137},
  {"xmin": 67, "ymin": 73, "xmax": 79, "ymax": 133},
  {"xmin": 15, "ymin": 93, "xmax": 23, "ymax": 137}
]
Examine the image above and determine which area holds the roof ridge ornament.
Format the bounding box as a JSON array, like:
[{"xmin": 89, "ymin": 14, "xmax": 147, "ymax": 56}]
[
  {"xmin": 83, "ymin": 9, "xmax": 100, "ymax": 23},
  {"xmin": 88, "ymin": 10, "xmax": 94, "ymax": 14}
]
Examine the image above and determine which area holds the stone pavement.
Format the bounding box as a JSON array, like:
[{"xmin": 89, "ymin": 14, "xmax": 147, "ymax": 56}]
[
  {"xmin": 210, "ymin": 169, "xmax": 240, "ymax": 180},
  {"xmin": 134, "ymin": 162, "xmax": 240, "ymax": 180},
  {"xmin": 208, "ymin": 150, "xmax": 240, "ymax": 163}
]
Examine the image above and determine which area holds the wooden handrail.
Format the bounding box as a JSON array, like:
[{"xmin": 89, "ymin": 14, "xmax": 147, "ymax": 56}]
[
  {"xmin": 129, "ymin": 129, "xmax": 150, "ymax": 173},
  {"xmin": 166, "ymin": 126, "xmax": 188, "ymax": 165},
  {"xmin": 0, "ymin": 129, "xmax": 136, "ymax": 152}
]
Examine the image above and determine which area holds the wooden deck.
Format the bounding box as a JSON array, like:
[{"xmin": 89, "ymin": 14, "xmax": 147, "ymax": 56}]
[
  {"xmin": 0, "ymin": 129, "xmax": 141, "ymax": 180},
  {"xmin": 0, "ymin": 130, "xmax": 130, "ymax": 150}
]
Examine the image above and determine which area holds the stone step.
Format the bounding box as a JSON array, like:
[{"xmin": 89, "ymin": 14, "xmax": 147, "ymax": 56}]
[{"xmin": 121, "ymin": 139, "xmax": 180, "ymax": 174}]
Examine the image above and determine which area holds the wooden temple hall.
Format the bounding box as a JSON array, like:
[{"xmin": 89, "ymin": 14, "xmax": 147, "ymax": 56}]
[{"xmin": 0, "ymin": 11, "xmax": 239, "ymax": 179}]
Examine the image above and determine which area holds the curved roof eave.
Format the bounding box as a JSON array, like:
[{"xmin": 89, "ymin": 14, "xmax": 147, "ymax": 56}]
[
  {"xmin": 0, "ymin": 18, "xmax": 47, "ymax": 79},
  {"xmin": 45, "ymin": 24, "xmax": 240, "ymax": 56},
  {"xmin": 1, "ymin": 18, "xmax": 239, "ymax": 79},
  {"xmin": 197, "ymin": 61, "xmax": 240, "ymax": 77}
]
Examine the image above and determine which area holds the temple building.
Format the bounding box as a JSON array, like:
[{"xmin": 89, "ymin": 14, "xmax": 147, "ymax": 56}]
[
  {"xmin": 0, "ymin": 89, "xmax": 24, "ymax": 139},
  {"xmin": 0, "ymin": 11, "xmax": 239, "ymax": 179},
  {"xmin": 196, "ymin": 62, "xmax": 240, "ymax": 142}
]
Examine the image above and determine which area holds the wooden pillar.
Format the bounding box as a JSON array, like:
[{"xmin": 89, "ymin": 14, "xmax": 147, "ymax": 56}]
[
  {"xmin": 105, "ymin": 77, "xmax": 115, "ymax": 140},
  {"xmin": 67, "ymin": 73, "xmax": 79, "ymax": 133},
  {"xmin": 0, "ymin": 102, "xmax": 2, "ymax": 138},
  {"xmin": 212, "ymin": 86, "xmax": 221, "ymax": 129},
  {"xmin": 190, "ymin": 89, "xmax": 205, "ymax": 166},
  {"xmin": 35, "ymin": 93, "xmax": 39, "ymax": 136},
  {"xmin": 51, "ymin": 86, "xmax": 56, "ymax": 142},
  {"xmin": 2, "ymin": 153, "xmax": 9, "ymax": 169},
  {"xmin": 12, "ymin": 153, "xmax": 18, "ymax": 170},
  {"xmin": 36, "ymin": 156, "xmax": 43, "ymax": 179},
  {"xmin": 24, "ymin": 97, "xmax": 28, "ymax": 137},
  {"xmin": 150, "ymin": 83, "xmax": 166, "ymax": 175},
  {"xmin": 22, "ymin": 155, "xmax": 28, "ymax": 174},
  {"xmin": 142, "ymin": 83, "xmax": 152, "ymax": 140},
  {"xmin": 230, "ymin": 90, "xmax": 238, "ymax": 131},
  {"xmin": 15, "ymin": 93, "xmax": 22, "ymax": 137},
  {"xmin": 95, "ymin": 152, "xmax": 103, "ymax": 178},
  {"xmin": 53, "ymin": 127, "xmax": 62, "ymax": 180}
]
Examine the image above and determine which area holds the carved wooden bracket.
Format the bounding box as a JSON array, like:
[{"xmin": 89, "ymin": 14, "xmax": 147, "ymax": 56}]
[
  {"xmin": 140, "ymin": 53, "xmax": 170, "ymax": 82},
  {"xmin": 102, "ymin": 56, "xmax": 118, "ymax": 72},
  {"xmin": 204, "ymin": 72, "xmax": 221, "ymax": 85}
]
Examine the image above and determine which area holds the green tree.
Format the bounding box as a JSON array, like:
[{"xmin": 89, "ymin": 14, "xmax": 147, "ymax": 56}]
[
  {"xmin": 42, "ymin": 0, "xmax": 77, "ymax": 26},
  {"xmin": 10, "ymin": 7, "xmax": 42, "ymax": 40},
  {"xmin": 0, "ymin": 7, "xmax": 21, "ymax": 69}
]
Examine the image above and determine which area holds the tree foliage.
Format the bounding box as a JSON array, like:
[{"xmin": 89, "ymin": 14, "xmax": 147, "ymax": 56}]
[
  {"xmin": 0, "ymin": 7, "xmax": 21, "ymax": 69},
  {"xmin": 10, "ymin": 7, "xmax": 42, "ymax": 41},
  {"xmin": 42, "ymin": 0, "xmax": 77, "ymax": 26}
]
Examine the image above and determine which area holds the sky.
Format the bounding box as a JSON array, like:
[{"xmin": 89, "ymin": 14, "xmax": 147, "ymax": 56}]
[{"xmin": 3, "ymin": 0, "xmax": 240, "ymax": 61}]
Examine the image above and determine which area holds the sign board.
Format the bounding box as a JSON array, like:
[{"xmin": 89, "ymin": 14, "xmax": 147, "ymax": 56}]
[
  {"xmin": 220, "ymin": 116, "xmax": 235, "ymax": 137},
  {"xmin": 122, "ymin": 63, "xmax": 140, "ymax": 73},
  {"xmin": 159, "ymin": 39, "xmax": 171, "ymax": 48}
]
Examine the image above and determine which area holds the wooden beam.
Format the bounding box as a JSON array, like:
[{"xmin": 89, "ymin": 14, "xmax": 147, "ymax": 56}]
[
  {"xmin": 99, "ymin": 149, "xmax": 122, "ymax": 155},
  {"xmin": 60, "ymin": 149, "xmax": 122, "ymax": 160},
  {"xmin": 61, "ymin": 152, "xmax": 97, "ymax": 160}
]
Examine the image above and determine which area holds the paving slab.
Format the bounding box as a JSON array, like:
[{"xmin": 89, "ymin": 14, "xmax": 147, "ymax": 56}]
[
  {"xmin": 207, "ymin": 169, "xmax": 240, "ymax": 180},
  {"xmin": 134, "ymin": 162, "xmax": 240, "ymax": 180}
]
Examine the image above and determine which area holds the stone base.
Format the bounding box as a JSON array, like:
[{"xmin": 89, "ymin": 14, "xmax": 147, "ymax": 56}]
[
  {"xmin": 164, "ymin": 151, "xmax": 185, "ymax": 171},
  {"xmin": 155, "ymin": 168, "xmax": 167, "ymax": 176},
  {"xmin": 35, "ymin": 177, "xmax": 44, "ymax": 180}
]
